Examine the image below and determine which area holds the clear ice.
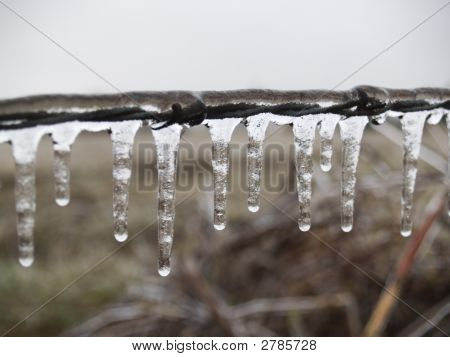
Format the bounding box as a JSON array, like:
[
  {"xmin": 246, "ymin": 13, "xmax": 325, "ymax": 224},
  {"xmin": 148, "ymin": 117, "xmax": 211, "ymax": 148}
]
[
  {"xmin": 110, "ymin": 121, "xmax": 141, "ymax": 242},
  {"xmin": 293, "ymin": 115, "xmax": 320, "ymax": 231},
  {"xmin": 152, "ymin": 124, "xmax": 183, "ymax": 276},
  {"xmin": 10, "ymin": 127, "xmax": 47, "ymax": 267},
  {"xmin": 318, "ymin": 114, "xmax": 341, "ymax": 171},
  {"xmin": 246, "ymin": 114, "xmax": 271, "ymax": 212},
  {"xmin": 51, "ymin": 123, "xmax": 83, "ymax": 206},
  {"xmin": 339, "ymin": 116, "xmax": 369, "ymax": 232},
  {"xmin": 399, "ymin": 112, "xmax": 428, "ymax": 237},
  {"xmin": 205, "ymin": 118, "xmax": 242, "ymax": 230}
]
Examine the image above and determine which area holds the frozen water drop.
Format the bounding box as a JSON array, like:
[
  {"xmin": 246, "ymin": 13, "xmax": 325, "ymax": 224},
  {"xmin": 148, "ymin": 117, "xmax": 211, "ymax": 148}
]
[
  {"xmin": 110, "ymin": 121, "xmax": 141, "ymax": 242},
  {"xmin": 214, "ymin": 223, "xmax": 226, "ymax": 231},
  {"xmin": 158, "ymin": 265, "xmax": 171, "ymax": 277},
  {"xmin": 400, "ymin": 228, "xmax": 412, "ymax": 238},
  {"xmin": 205, "ymin": 118, "xmax": 242, "ymax": 230},
  {"xmin": 339, "ymin": 116, "xmax": 369, "ymax": 233},
  {"xmin": 318, "ymin": 114, "xmax": 341, "ymax": 172},
  {"xmin": 19, "ymin": 255, "xmax": 34, "ymax": 268},
  {"xmin": 400, "ymin": 112, "xmax": 427, "ymax": 237},
  {"xmin": 341, "ymin": 222, "xmax": 353, "ymax": 233},
  {"xmin": 293, "ymin": 115, "xmax": 320, "ymax": 231},
  {"xmin": 153, "ymin": 124, "xmax": 182, "ymax": 276},
  {"xmin": 246, "ymin": 114, "xmax": 271, "ymax": 212}
]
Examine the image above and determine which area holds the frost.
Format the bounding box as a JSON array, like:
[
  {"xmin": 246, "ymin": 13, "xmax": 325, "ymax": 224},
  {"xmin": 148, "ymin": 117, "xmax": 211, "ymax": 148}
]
[
  {"xmin": 110, "ymin": 121, "xmax": 141, "ymax": 242},
  {"xmin": 245, "ymin": 114, "xmax": 271, "ymax": 212},
  {"xmin": 292, "ymin": 115, "xmax": 320, "ymax": 231},
  {"xmin": 339, "ymin": 116, "xmax": 369, "ymax": 232},
  {"xmin": 152, "ymin": 124, "xmax": 183, "ymax": 276},
  {"xmin": 400, "ymin": 112, "xmax": 427, "ymax": 237},
  {"xmin": 204, "ymin": 118, "xmax": 242, "ymax": 230},
  {"xmin": 318, "ymin": 114, "xmax": 342, "ymax": 172}
]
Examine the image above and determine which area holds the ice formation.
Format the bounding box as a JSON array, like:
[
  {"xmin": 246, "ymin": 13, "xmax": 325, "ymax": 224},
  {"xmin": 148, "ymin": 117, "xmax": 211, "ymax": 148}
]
[
  {"xmin": 152, "ymin": 124, "xmax": 183, "ymax": 276},
  {"xmin": 110, "ymin": 121, "xmax": 142, "ymax": 242},
  {"xmin": 338, "ymin": 116, "xmax": 369, "ymax": 232},
  {"xmin": 0, "ymin": 105, "xmax": 448, "ymax": 275},
  {"xmin": 204, "ymin": 118, "xmax": 242, "ymax": 230},
  {"xmin": 245, "ymin": 114, "xmax": 271, "ymax": 212}
]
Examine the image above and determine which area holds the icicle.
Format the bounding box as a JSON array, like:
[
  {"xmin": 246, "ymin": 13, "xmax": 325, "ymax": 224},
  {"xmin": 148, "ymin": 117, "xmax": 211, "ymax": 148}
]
[
  {"xmin": 152, "ymin": 124, "xmax": 183, "ymax": 276},
  {"xmin": 110, "ymin": 121, "xmax": 142, "ymax": 242},
  {"xmin": 51, "ymin": 123, "xmax": 83, "ymax": 206},
  {"xmin": 205, "ymin": 118, "xmax": 242, "ymax": 230},
  {"xmin": 427, "ymin": 108, "xmax": 445, "ymax": 125},
  {"xmin": 339, "ymin": 116, "xmax": 369, "ymax": 232},
  {"xmin": 399, "ymin": 112, "xmax": 427, "ymax": 237},
  {"xmin": 246, "ymin": 114, "xmax": 271, "ymax": 212},
  {"xmin": 318, "ymin": 114, "xmax": 341, "ymax": 172},
  {"xmin": 11, "ymin": 128, "xmax": 47, "ymax": 267},
  {"xmin": 293, "ymin": 115, "xmax": 320, "ymax": 231}
]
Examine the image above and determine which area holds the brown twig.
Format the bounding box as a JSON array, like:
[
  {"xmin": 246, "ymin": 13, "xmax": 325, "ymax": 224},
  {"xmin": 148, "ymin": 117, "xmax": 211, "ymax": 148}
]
[{"xmin": 362, "ymin": 193, "xmax": 446, "ymax": 336}]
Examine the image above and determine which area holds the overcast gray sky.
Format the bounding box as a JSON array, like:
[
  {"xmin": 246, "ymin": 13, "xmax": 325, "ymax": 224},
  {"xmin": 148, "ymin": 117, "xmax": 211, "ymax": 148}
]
[{"xmin": 0, "ymin": 0, "xmax": 449, "ymax": 99}]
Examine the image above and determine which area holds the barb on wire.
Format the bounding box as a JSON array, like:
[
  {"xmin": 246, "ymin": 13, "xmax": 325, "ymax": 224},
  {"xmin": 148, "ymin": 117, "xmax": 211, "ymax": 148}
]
[{"xmin": 0, "ymin": 86, "xmax": 449, "ymax": 130}]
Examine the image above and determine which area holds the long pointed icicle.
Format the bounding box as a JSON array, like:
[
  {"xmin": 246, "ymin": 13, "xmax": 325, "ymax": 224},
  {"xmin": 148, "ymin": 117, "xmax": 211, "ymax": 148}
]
[
  {"xmin": 51, "ymin": 123, "xmax": 83, "ymax": 206},
  {"xmin": 11, "ymin": 128, "xmax": 46, "ymax": 267},
  {"xmin": 110, "ymin": 121, "xmax": 142, "ymax": 242},
  {"xmin": 153, "ymin": 124, "xmax": 183, "ymax": 276},
  {"xmin": 400, "ymin": 112, "xmax": 427, "ymax": 237},
  {"xmin": 206, "ymin": 118, "xmax": 242, "ymax": 230},
  {"xmin": 246, "ymin": 114, "xmax": 271, "ymax": 212},
  {"xmin": 318, "ymin": 114, "xmax": 341, "ymax": 172},
  {"xmin": 339, "ymin": 116, "xmax": 369, "ymax": 232},
  {"xmin": 293, "ymin": 115, "xmax": 320, "ymax": 231}
]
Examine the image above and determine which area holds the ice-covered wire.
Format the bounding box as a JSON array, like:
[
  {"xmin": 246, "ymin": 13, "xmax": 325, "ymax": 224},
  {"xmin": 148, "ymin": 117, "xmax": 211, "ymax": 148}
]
[{"xmin": 0, "ymin": 86, "xmax": 449, "ymax": 130}]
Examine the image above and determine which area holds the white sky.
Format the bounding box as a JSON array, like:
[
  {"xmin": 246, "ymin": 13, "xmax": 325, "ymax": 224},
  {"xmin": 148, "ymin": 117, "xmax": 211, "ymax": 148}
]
[{"xmin": 0, "ymin": 0, "xmax": 449, "ymax": 99}]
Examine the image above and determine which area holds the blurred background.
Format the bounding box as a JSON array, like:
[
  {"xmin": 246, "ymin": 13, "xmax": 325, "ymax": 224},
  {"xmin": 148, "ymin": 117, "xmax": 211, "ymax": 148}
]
[{"xmin": 0, "ymin": 0, "xmax": 449, "ymax": 336}]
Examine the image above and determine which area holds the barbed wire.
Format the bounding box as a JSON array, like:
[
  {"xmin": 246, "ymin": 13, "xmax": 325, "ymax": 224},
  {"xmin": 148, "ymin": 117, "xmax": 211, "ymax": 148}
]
[{"xmin": 0, "ymin": 86, "xmax": 449, "ymax": 130}]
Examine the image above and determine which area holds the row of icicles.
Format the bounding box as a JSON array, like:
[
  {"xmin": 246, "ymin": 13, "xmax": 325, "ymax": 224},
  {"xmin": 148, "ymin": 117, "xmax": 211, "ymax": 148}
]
[{"xmin": 0, "ymin": 109, "xmax": 449, "ymax": 276}]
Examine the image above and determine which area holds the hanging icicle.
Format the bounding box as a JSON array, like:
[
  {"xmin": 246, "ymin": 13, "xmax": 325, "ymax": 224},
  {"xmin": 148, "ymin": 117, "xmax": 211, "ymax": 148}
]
[
  {"xmin": 318, "ymin": 114, "xmax": 341, "ymax": 172},
  {"xmin": 292, "ymin": 115, "xmax": 320, "ymax": 231},
  {"xmin": 152, "ymin": 124, "xmax": 183, "ymax": 276},
  {"xmin": 11, "ymin": 127, "xmax": 47, "ymax": 267},
  {"xmin": 110, "ymin": 121, "xmax": 142, "ymax": 242},
  {"xmin": 245, "ymin": 114, "xmax": 271, "ymax": 212},
  {"xmin": 205, "ymin": 118, "xmax": 242, "ymax": 230},
  {"xmin": 51, "ymin": 123, "xmax": 83, "ymax": 206},
  {"xmin": 399, "ymin": 112, "xmax": 428, "ymax": 237},
  {"xmin": 339, "ymin": 116, "xmax": 369, "ymax": 233}
]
